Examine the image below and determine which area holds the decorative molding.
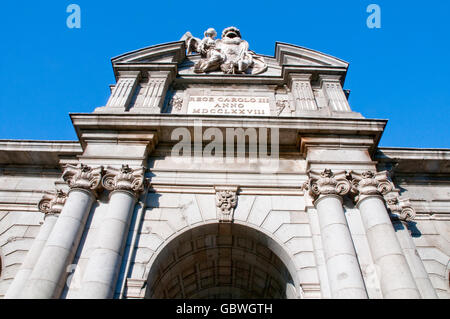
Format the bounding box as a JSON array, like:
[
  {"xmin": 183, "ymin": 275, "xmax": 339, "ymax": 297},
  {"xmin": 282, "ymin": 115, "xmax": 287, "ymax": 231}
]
[
  {"xmin": 125, "ymin": 278, "xmax": 147, "ymax": 299},
  {"xmin": 169, "ymin": 96, "xmax": 183, "ymax": 112},
  {"xmin": 304, "ymin": 169, "xmax": 351, "ymax": 202},
  {"xmin": 276, "ymin": 100, "xmax": 289, "ymax": 115},
  {"xmin": 215, "ymin": 186, "xmax": 238, "ymax": 223},
  {"xmin": 300, "ymin": 283, "xmax": 322, "ymax": 299},
  {"xmin": 62, "ymin": 164, "xmax": 104, "ymax": 193},
  {"xmin": 38, "ymin": 190, "xmax": 67, "ymax": 215},
  {"xmin": 102, "ymin": 165, "xmax": 146, "ymax": 198}
]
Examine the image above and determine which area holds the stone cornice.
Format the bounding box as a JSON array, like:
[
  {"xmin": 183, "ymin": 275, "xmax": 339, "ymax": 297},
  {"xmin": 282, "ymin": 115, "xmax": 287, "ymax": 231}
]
[
  {"xmin": 70, "ymin": 113, "xmax": 387, "ymax": 149},
  {"xmin": 376, "ymin": 148, "xmax": 450, "ymax": 176},
  {"xmin": 376, "ymin": 148, "xmax": 450, "ymax": 160},
  {"xmin": 0, "ymin": 140, "xmax": 82, "ymax": 166}
]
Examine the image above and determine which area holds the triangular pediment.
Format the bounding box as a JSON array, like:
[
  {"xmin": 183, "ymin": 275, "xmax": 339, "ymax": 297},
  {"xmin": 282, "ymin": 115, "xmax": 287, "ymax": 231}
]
[
  {"xmin": 111, "ymin": 41, "xmax": 186, "ymax": 64},
  {"xmin": 111, "ymin": 41, "xmax": 349, "ymax": 78},
  {"xmin": 275, "ymin": 42, "xmax": 348, "ymax": 68}
]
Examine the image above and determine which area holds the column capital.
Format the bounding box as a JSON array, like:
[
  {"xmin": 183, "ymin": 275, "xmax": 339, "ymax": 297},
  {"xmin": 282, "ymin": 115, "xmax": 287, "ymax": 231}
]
[
  {"xmin": 304, "ymin": 169, "xmax": 351, "ymax": 202},
  {"xmin": 215, "ymin": 186, "xmax": 238, "ymax": 223},
  {"xmin": 38, "ymin": 190, "xmax": 67, "ymax": 216},
  {"xmin": 350, "ymin": 170, "xmax": 394, "ymax": 203},
  {"xmin": 62, "ymin": 164, "xmax": 104, "ymax": 194},
  {"xmin": 386, "ymin": 195, "xmax": 416, "ymax": 223},
  {"xmin": 288, "ymin": 73, "xmax": 313, "ymax": 82},
  {"xmin": 102, "ymin": 165, "xmax": 147, "ymax": 198},
  {"xmin": 318, "ymin": 74, "xmax": 343, "ymax": 83}
]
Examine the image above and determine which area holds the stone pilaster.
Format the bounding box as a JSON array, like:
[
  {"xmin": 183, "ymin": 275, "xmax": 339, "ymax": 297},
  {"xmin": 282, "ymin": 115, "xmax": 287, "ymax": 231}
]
[
  {"xmin": 386, "ymin": 196, "xmax": 438, "ymax": 299},
  {"xmin": 319, "ymin": 75, "xmax": 351, "ymax": 112},
  {"xmin": 135, "ymin": 70, "xmax": 174, "ymax": 113},
  {"xmin": 78, "ymin": 165, "xmax": 146, "ymax": 299},
  {"xmin": 305, "ymin": 169, "xmax": 368, "ymax": 299},
  {"xmin": 106, "ymin": 71, "xmax": 141, "ymax": 110},
  {"xmin": 289, "ymin": 74, "xmax": 317, "ymax": 112},
  {"xmin": 351, "ymin": 170, "xmax": 421, "ymax": 299},
  {"xmin": 20, "ymin": 164, "xmax": 103, "ymax": 299},
  {"xmin": 215, "ymin": 186, "xmax": 238, "ymax": 223},
  {"xmin": 5, "ymin": 190, "xmax": 67, "ymax": 299}
]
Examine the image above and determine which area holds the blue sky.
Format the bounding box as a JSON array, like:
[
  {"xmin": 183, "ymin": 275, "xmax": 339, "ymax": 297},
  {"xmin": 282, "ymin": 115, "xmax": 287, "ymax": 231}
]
[{"xmin": 0, "ymin": 1, "xmax": 449, "ymax": 148}]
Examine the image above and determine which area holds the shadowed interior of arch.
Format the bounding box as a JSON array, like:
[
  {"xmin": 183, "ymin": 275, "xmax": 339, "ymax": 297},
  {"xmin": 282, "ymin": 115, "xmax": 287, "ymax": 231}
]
[{"xmin": 145, "ymin": 223, "xmax": 296, "ymax": 299}]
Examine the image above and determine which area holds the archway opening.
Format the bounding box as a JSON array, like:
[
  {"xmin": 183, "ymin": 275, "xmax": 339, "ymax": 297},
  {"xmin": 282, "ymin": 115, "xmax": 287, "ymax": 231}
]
[{"xmin": 145, "ymin": 223, "xmax": 297, "ymax": 299}]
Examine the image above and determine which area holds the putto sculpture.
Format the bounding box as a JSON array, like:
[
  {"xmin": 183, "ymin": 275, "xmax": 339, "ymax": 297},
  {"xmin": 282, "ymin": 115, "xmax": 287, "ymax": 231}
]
[{"xmin": 182, "ymin": 26, "xmax": 267, "ymax": 75}]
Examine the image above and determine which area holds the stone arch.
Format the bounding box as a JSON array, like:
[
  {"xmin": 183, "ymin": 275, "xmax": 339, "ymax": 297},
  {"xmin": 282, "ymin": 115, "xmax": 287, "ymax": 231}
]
[{"xmin": 143, "ymin": 221, "xmax": 301, "ymax": 299}]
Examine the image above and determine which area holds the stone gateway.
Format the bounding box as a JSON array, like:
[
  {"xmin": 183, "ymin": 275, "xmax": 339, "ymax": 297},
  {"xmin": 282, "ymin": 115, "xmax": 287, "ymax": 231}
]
[{"xmin": 0, "ymin": 26, "xmax": 449, "ymax": 299}]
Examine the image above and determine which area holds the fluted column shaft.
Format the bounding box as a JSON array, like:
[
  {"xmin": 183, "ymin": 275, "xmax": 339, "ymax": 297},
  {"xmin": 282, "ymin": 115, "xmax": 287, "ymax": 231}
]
[
  {"xmin": 5, "ymin": 190, "xmax": 66, "ymax": 299},
  {"xmin": 352, "ymin": 171, "xmax": 421, "ymax": 299},
  {"xmin": 307, "ymin": 169, "xmax": 368, "ymax": 299},
  {"xmin": 20, "ymin": 164, "xmax": 103, "ymax": 299},
  {"xmin": 78, "ymin": 165, "xmax": 145, "ymax": 299}
]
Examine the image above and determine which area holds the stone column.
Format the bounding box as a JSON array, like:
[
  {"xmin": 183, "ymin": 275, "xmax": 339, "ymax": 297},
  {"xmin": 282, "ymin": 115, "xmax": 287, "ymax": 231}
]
[
  {"xmin": 351, "ymin": 171, "xmax": 421, "ymax": 299},
  {"xmin": 20, "ymin": 164, "xmax": 103, "ymax": 299},
  {"xmin": 78, "ymin": 165, "xmax": 146, "ymax": 299},
  {"xmin": 387, "ymin": 196, "xmax": 438, "ymax": 299},
  {"xmin": 305, "ymin": 169, "xmax": 368, "ymax": 299},
  {"xmin": 5, "ymin": 191, "xmax": 67, "ymax": 299}
]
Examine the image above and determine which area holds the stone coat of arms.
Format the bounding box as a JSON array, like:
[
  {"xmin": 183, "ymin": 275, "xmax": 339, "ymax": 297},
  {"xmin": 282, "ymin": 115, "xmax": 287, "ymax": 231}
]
[{"xmin": 182, "ymin": 26, "xmax": 268, "ymax": 75}]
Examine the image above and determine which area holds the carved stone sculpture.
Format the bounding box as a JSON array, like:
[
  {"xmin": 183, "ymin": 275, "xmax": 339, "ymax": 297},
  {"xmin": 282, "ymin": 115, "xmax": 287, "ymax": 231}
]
[
  {"xmin": 276, "ymin": 100, "xmax": 289, "ymax": 115},
  {"xmin": 215, "ymin": 186, "xmax": 238, "ymax": 222},
  {"xmin": 169, "ymin": 96, "xmax": 183, "ymax": 112},
  {"xmin": 183, "ymin": 27, "xmax": 267, "ymax": 75}
]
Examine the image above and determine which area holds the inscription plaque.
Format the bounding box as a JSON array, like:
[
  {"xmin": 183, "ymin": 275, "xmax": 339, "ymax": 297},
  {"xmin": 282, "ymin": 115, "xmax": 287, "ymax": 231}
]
[{"xmin": 187, "ymin": 96, "xmax": 271, "ymax": 116}]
